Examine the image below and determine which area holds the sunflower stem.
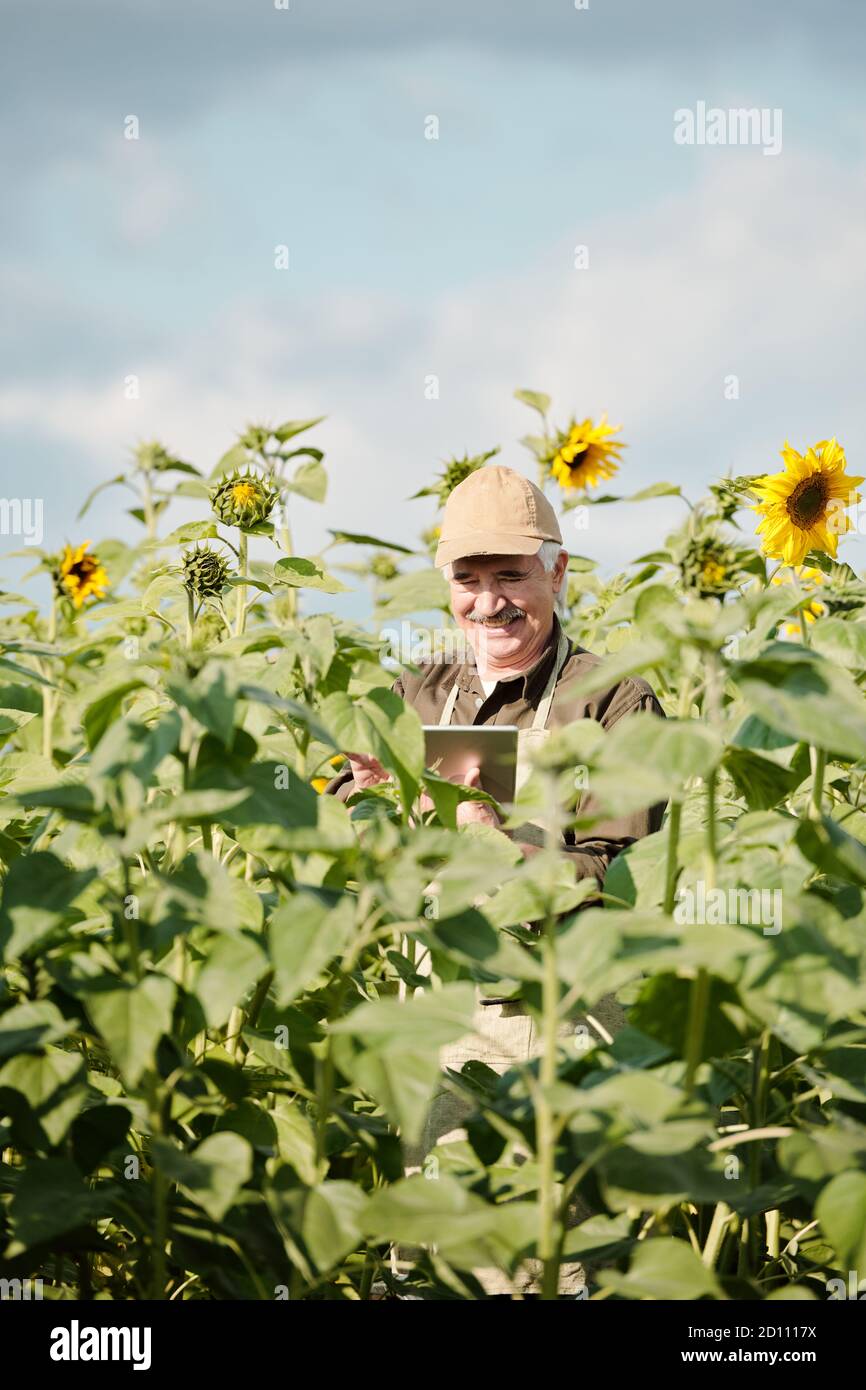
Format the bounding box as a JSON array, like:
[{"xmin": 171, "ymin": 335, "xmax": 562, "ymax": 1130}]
[
  {"xmin": 808, "ymin": 747, "xmax": 826, "ymax": 821},
  {"xmin": 185, "ymin": 589, "xmax": 195, "ymax": 647},
  {"xmin": 234, "ymin": 531, "xmax": 248, "ymax": 637},
  {"xmin": 663, "ymin": 799, "xmax": 682, "ymax": 915},
  {"xmin": 684, "ymin": 765, "xmax": 716, "ymax": 1096},
  {"xmin": 278, "ymin": 500, "xmax": 297, "ymax": 620},
  {"xmin": 41, "ymin": 593, "xmax": 57, "ymax": 762},
  {"xmin": 536, "ymin": 770, "xmax": 566, "ymax": 1301},
  {"xmin": 142, "ymin": 467, "xmax": 157, "ymax": 541}
]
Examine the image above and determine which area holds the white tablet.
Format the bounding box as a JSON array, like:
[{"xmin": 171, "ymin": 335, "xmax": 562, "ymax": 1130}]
[{"xmin": 422, "ymin": 724, "xmax": 519, "ymax": 806}]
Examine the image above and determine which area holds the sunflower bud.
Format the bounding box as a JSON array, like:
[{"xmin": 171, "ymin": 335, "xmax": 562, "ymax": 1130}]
[
  {"xmin": 680, "ymin": 536, "xmax": 738, "ymax": 598},
  {"xmin": 182, "ymin": 544, "xmax": 232, "ymax": 598},
  {"xmin": 210, "ymin": 468, "xmax": 278, "ymax": 529},
  {"xmin": 370, "ymin": 552, "xmax": 398, "ymax": 581}
]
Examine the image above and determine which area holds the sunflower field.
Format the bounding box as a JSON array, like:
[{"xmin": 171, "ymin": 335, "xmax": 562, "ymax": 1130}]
[{"xmin": 2, "ymin": 398, "xmax": 866, "ymax": 1303}]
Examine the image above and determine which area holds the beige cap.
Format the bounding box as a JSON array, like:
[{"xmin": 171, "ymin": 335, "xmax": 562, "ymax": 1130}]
[{"xmin": 434, "ymin": 465, "xmax": 563, "ymax": 568}]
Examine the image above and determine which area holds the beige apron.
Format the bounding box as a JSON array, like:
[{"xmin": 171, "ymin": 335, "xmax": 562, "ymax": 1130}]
[{"xmin": 396, "ymin": 635, "xmax": 626, "ymax": 1296}]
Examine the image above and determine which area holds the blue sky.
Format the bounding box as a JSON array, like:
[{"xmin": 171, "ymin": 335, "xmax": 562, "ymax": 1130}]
[{"xmin": 2, "ymin": 0, "xmax": 866, "ymax": 620}]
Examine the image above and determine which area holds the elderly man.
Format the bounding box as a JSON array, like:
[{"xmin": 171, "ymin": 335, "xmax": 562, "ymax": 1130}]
[
  {"xmin": 328, "ymin": 464, "xmax": 666, "ymax": 876},
  {"xmin": 327, "ymin": 465, "xmax": 666, "ymax": 1295}
]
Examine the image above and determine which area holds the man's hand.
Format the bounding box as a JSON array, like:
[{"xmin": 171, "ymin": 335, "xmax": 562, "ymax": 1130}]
[
  {"xmin": 455, "ymin": 766, "xmax": 501, "ymax": 827},
  {"xmin": 346, "ymin": 751, "xmax": 390, "ymax": 789},
  {"xmin": 411, "ymin": 766, "xmax": 502, "ymax": 827}
]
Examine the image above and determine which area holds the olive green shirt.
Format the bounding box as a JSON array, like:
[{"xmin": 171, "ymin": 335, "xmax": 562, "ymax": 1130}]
[{"xmin": 326, "ymin": 615, "xmax": 667, "ymax": 888}]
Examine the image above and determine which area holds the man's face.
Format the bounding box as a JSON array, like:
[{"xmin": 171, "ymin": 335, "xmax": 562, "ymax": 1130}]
[{"xmin": 448, "ymin": 550, "xmax": 567, "ymax": 667}]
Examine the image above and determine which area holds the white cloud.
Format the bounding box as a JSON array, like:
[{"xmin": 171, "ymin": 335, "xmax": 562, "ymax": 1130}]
[{"xmin": 3, "ymin": 149, "xmax": 865, "ymax": 583}]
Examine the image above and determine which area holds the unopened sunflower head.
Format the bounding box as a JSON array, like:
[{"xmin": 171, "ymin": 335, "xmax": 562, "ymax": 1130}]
[
  {"xmin": 770, "ymin": 565, "xmax": 827, "ymax": 636},
  {"xmin": 182, "ymin": 544, "xmax": 233, "ymax": 599},
  {"xmin": 751, "ymin": 438, "xmax": 864, "ymax": 568},
  {"xmin": 548, "ymin": 415, "xmax": 626, "ymax": 492},
  {"xmin": 210, "ymin": 468, "xmax": 279, "ymax": 529},
  {"xmin": 680, "ymin": 534, "xmax": 739, "ymax": 598},
  {"xmin": 54, "ymin": 540, "xmax": 109, "ymax": 609},
  {"xmin": 435, "ymin": 454, "xmax": 485, "ymax": 505},
  {"xmin": 370, "ymin": 552, "xmax": 399, "ymax": 581}
]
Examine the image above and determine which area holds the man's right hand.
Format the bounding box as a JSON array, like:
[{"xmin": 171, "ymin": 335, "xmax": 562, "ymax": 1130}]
[{"xmin": 346, "ymin": 751, "xmax": 390, "ymax": 788}]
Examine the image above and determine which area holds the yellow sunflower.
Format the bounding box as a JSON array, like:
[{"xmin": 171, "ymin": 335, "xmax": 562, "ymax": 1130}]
[
  {"xmin": 549, "ymin": 414, "xmax": 626, "ymax": 490},
  {"xmin": 751, "ymin": 438, "xmax": 863, "ymax": 567},
  {"xmin": 770, "ymin": 565, "xmax": 826, "ymax": 636},
  {"xmin": 57, "ymin": 540, "xmax": 109, "ymax": 608}
]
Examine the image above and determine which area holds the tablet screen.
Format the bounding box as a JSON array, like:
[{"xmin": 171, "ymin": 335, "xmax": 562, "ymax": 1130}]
[{"xmin": 422, "ymin": 725, "xmax": 519, "ymax": 806}]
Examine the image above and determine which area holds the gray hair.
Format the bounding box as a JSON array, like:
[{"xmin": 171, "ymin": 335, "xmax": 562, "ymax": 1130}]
[{"xmin": 443, "ymin": 540, "xmax": 568, "ymax": 613}]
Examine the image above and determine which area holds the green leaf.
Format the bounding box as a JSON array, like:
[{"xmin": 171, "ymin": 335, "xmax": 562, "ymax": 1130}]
[
  {"xmin": 809, "ymin": 617, "xmax": 866, "ymax": 672},
  {"xmin": 322, "ymin": 686, "xmax": 424, "ymax": 807},
  {"xmin": 77, "ymin": 473, "xmax": 127, "ymax": 520},
  {"xmin": 273, "ymin": 557, "xmax": 348, "ymax": 593},
  {"xmin": 152, "ymin": 1132, "xmax": 253, "ymax": 1222},
  {"xmin": 166, "ymin": 661, "xmax": 236, "ymax": 746},
  {"xmin": 796, "ymin": 816, "xmax": 866, "ymax": 886},
  {"xmin": 224, "ymin": 575, "xmax": 272, "ymax": 594},
  {"xmin": 375, "ymin": 569, "xmax": 450, "ymax": 619},
  {"xmin": 815, "ymin": 1171, "xmax": 866, "ymax": 1272},
  {"xmin": 84, "ymin": 975, "xmax": 176, "ymax": 1087},
  {"xmin": 330, "ymin": 981, "xmax": 477, "ymax": 1047},
  {"xmin": 724, "ymin": 747, "xmax": 802, "ymax": 811},
  {"xmin": 195, "ymin": 932, "xmax": 268, "ymax": 1029},
  {"xmin": 0, "ymin": 1001, "xmax": 72, "ymax": 1058},
  {"xmin": 629, "ymin": 973, "xmax": 746, "ymax": 1061},
  {"xmin": 89, "ymin": 709, "xmax": 182, "ymax": 784},
  {"xmin": 286, "ymin": 459, "xmax": 327, "ymax": 503},
  {"xmin": 568, "ymin": 639, "xmax": 671, "ymax": 701},
  {"xmin": 270, "ymin": 1100, "xmax": 320, "ymax": 1183},
  {"xmin": 189, "ymin": 761, "xmax": 320, "ymax": 837},
  {"xmin": 0, "ymin": 1048, "xmax": 87, "ymax": 1146},
  {"xmin": 82, "ymin": 678, "xmax": 150, "ymax": 749},
  {"xmin": 273, "ymin": 416, "xmax": 326, "ymax": 443},
  {"xmin": 513, "ymin": 388, "xmax": 551, "ymax": 417},
  {"xmin": 7, "ymin": 1158, "xmax": 107, "ymax": 1257},
  {"xmin": 586, "ymin": 715, "xmax": 723, "ymax": 812},
  {"xmin": 597, "ymin": 1237, "xmax": 721, "ymax": 1300},
  {"xmin": 0, "ymin": 852, "xmax": 97, "ymax": 959},
  {"xmin": 340, "ymin": 1044, "xmax": 442, "ymax": 1144},
  {"xmin": 159, "ymin": 850, "xmax": 264, "ymax": 933},
  {"xmin": 302, "ymin": 1181, "xmax": 368, "ymax": 1271},
  {"xmin": 269, "ymin": 891, "xmax": 355, "ymax": 1005},
  {"xmin": 363, "ymin": 1174, "xmax": 514, "ymax": 1267},
  {"xmin": 328, "ymin": 530, "xmax": 415, "ymax": 554},
  {"xmin": 627, "ymin": 482, "xmax": 682, "ymax": 501},
  {"xmin": 156, "ymin": 520, "xmax": 220, "ymax": 547},
  {"xmin": 152, "ymin": 457, "xmax": 201, "ymax": 476},
  {"xmin": 733, "ymin": 643, "xmax": 866, "ymax": 761},
  {"xmin": 141, "ymin": 571, "xmax": 185, "ymax": 612}
]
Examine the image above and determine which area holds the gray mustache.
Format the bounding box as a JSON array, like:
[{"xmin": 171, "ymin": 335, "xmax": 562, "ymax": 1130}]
[{"xmin": 468, "ymin": 605, "xmax": 525, "ymax": 625}]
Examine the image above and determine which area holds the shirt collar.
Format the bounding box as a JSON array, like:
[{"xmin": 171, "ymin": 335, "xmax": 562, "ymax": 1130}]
[{"xmin": 456, "ymin": 614, "xmax": 568, "ymax": 701}]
